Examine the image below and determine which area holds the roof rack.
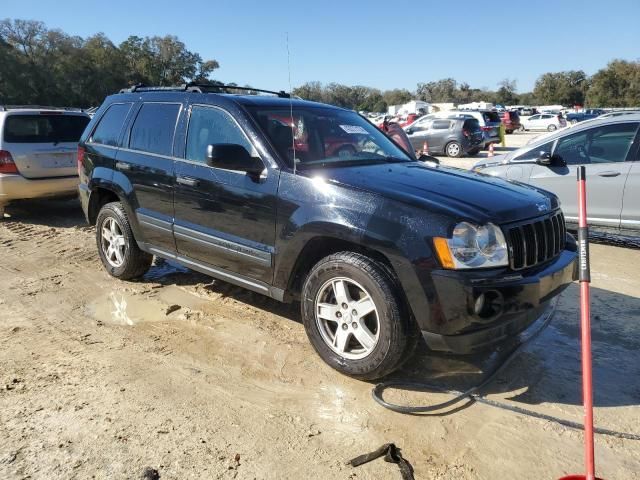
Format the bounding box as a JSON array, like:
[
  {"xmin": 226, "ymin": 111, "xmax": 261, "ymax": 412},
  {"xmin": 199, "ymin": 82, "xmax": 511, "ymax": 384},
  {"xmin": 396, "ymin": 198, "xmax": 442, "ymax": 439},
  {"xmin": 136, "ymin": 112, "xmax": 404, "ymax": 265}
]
[
  {"xmin": 119, "ymin": 82, "xmax": 290, "ymax": 98},
  {"xmin": 0, "ymin": 105, "xmax": 84, "ymax": 112}
]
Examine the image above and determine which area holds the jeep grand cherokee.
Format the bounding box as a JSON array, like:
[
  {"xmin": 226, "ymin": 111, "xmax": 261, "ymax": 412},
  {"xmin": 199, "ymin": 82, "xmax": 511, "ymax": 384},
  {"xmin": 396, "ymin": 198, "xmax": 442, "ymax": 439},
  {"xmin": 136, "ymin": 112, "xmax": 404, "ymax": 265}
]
[{"xmin": 78, "ymin": 84, "xmax": 577, "ymax": 380}]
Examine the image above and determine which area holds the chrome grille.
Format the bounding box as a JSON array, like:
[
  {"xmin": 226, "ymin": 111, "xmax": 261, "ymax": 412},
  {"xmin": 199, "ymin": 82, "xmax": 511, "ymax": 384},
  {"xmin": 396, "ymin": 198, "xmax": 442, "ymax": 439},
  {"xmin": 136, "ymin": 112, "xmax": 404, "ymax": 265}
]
[{"xmin": 507, "ymin": 211, "xmax": 566, "ymax": 270}]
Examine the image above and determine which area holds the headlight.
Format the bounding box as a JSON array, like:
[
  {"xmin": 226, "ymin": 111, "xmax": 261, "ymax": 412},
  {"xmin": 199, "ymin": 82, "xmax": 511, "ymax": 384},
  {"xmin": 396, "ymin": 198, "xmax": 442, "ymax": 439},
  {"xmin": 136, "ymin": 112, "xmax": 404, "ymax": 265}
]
[{"xmin": 434, "ymin": 222, "xmax": 508, "ymax": 269}]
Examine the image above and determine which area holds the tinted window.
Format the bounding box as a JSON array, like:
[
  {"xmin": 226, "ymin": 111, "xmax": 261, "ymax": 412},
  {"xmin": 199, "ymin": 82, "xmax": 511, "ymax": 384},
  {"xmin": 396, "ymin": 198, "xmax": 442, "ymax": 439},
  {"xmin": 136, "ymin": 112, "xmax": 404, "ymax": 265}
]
[
  {"xmin": 91, "ymin": 103, "xmax": 132, "ymax": 146},
  {"xmin": 514, "ymin": 141, "xmax": 555, "ymax": 161},
  {"xmin": 555, "ymin": 122, "xmax": 639, "ymax": 165},
  {"xmin": 4, "ymin": 114, "xmax": 89, "ymax": 144},
  {"xmin": 463, "ymin": 119, "xmax": 481, "ymax": 132},
  {"xmin": 483, "ymin": 112, "xmax": 501, "ymax": 123},
  {"xmin": 186, "ymin": 106, "xmax": 254, "ymax": 163},
  {"xmin": 432, "ymin": 120, "xmax": 451, "ymax": 130},
  {"xmin": 129, "ymin": 103, "xmax": 181, "ymax": 156}
]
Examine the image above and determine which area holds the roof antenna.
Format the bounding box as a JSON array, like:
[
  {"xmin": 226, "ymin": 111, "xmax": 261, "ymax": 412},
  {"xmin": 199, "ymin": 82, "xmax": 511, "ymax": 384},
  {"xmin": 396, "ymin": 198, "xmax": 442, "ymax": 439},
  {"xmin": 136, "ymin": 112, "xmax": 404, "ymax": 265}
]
[{"xmin": 286, "ymin": 32, "xmax": 296, "ymax": 174}]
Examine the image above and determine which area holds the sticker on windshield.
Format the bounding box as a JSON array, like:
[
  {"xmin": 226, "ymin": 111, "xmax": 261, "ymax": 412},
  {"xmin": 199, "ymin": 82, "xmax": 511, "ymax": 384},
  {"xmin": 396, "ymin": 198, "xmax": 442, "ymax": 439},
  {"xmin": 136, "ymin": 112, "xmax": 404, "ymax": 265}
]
[{"xmin": 339, "ymin": 125, "xmax": 368, "ymax": 134}]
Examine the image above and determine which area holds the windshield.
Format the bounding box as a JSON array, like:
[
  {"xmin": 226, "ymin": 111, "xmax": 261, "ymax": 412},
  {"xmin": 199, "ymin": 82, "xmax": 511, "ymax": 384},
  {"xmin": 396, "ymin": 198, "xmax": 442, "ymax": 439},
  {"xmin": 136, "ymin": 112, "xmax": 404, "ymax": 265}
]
[
  {"xmin": 247, "ymin": 106, "xmax": 413, "ymax": 169},
  {"xmin": 3, "ymin": 114, "xmax": 89, "ymax": 144}
]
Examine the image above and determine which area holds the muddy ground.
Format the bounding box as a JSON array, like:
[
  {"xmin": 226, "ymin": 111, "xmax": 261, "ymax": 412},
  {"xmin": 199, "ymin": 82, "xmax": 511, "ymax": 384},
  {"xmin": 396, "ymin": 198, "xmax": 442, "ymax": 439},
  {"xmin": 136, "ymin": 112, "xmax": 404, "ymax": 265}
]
[{"xmin": 0, "ymin": 198, "xmax": 639, "ymax": 480}]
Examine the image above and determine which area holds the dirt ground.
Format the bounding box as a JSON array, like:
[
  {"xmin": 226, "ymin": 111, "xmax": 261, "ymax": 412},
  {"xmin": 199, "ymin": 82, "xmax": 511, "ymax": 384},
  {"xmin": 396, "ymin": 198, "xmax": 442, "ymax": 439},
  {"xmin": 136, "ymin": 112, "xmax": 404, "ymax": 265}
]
[{"xmin": 1, "ymin": 198, "xmax": 639, "ymax": 480}]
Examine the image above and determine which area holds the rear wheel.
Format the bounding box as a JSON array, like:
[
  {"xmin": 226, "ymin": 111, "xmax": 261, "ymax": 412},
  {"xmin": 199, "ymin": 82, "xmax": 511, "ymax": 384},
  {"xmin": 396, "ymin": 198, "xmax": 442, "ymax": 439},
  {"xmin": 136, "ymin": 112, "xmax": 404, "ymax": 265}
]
[
  {"xmin": 547, "ymin": 124, "xmax": 557, "ymax": 132},
  {"xmin": 301, "ymin": 252, "xmax": 414, "ymax": 380},
  {"xmin": 445, "ymin": 141, "xmax": 463, "ymax": 158},
  {"xmin": 96, "ymin": 202, "xmax": 152, "ymax": 280}
]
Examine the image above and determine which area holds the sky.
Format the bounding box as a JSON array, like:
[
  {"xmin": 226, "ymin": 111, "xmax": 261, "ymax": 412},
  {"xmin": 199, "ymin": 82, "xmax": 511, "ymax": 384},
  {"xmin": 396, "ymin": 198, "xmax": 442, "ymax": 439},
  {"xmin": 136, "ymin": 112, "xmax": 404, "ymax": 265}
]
[{"xmin": 3, "ymin": 0, "xmax": 640, "ymax": 93}]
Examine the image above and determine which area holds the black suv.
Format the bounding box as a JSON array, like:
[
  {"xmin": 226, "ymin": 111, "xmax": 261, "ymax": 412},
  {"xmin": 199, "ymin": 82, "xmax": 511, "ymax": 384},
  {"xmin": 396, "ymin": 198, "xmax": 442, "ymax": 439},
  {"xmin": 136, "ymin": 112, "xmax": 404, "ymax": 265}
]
[{"xmin": 78, "ymin": 84, "xmax": 577, "ymax": 380}]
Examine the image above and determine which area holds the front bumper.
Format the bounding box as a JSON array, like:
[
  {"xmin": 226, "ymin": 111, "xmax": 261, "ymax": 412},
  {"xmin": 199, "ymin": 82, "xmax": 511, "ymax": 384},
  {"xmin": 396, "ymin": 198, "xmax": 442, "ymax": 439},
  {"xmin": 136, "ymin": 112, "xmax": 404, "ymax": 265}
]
[
  {"xmin": 422, "ymin": 247, "xmax": 577, "ymax": 354},
  {"xmin": 0, "ymin": 174, "xmax": 78, "ymax": 204}
]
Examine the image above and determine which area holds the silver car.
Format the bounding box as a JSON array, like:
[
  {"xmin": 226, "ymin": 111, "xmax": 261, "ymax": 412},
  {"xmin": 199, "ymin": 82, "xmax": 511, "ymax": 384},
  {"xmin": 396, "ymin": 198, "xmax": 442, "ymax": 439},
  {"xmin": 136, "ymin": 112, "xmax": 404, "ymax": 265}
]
[
  {"xmin": 0, "ymin": 107, "xmax": 90, "ymax": 216},
  {"xmin": 473, "ymin": 115, "xmax": 640, "ymax": 236}
]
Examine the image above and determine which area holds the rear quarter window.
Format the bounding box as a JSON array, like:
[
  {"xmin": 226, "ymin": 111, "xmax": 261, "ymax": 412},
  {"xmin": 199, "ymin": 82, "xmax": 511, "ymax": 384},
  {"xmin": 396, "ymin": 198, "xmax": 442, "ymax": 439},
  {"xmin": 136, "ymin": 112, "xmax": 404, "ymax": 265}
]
[
  {"xmin": 3, "ymin": 114, "xmax": 89, "ymax": 143},
  {"xmin": 90, "ymin": 103, "xmax": 133, "ymax": 147}
]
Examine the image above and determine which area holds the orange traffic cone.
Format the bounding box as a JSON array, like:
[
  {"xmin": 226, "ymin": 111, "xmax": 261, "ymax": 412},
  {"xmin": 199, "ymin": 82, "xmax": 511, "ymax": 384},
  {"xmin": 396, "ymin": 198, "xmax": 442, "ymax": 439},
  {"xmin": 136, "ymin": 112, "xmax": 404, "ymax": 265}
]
[
  {"xmin": 422, "ymin": 141, "xmax": 429, "ymax": 155},
  {"xmin": 488, "ymin": 143, "xmax": 495, "ymax": 158}
]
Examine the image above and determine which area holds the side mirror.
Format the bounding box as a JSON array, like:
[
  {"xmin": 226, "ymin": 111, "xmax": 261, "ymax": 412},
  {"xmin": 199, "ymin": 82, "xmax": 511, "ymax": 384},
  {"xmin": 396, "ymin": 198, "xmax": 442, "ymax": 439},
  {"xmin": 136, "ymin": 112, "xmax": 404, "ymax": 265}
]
[
  {"xmin": 536, "ymin": 151, "xmax": 552, "ymax": 165},
  {"xmin": 206, "ymin": 144, "xmax": 265, "ymax": 176}
]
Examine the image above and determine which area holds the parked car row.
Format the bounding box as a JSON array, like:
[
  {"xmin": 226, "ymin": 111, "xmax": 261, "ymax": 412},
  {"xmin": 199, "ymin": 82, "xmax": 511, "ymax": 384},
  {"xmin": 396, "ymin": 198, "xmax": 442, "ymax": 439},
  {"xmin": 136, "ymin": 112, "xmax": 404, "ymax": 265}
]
[{"xmin": 3, "ymin": 88, "xmax": 637, "ymax": 382}]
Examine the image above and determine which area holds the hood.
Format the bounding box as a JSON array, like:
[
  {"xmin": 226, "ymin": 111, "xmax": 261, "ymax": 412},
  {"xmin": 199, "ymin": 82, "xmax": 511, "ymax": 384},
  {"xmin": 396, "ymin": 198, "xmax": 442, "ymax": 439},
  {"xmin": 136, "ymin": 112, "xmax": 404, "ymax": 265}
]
[{"xmin": 305, "ymin": 161, "xmax": 559, "ymax": 225}]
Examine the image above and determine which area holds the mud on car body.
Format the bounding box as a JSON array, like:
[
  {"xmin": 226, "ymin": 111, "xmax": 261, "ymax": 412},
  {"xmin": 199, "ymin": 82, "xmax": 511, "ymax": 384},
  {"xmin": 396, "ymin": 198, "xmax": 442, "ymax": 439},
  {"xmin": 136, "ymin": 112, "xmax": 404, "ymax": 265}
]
[{"xmin": 78, "ymin": 84, "xmax": 578, "ymax": 380}]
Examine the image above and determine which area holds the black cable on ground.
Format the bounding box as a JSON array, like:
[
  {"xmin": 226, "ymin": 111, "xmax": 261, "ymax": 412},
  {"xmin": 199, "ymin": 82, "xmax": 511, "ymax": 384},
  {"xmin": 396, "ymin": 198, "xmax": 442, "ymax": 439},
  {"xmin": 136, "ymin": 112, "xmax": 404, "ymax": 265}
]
[{"xmin": 372, "ymin": 305, "xmax": 640, "ymax": 442}]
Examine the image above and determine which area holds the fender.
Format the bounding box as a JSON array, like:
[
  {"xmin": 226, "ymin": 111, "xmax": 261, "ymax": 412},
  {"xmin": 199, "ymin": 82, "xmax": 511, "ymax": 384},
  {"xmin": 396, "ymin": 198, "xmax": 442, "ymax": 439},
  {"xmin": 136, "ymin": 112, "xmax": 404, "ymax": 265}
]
[
  {"xmin": 273, "ymin": 172, "xmax": 445, "ymax": 330},
  {"xmin": 87, "ymin": 169, "xmax": 146, "ymax": 243}
]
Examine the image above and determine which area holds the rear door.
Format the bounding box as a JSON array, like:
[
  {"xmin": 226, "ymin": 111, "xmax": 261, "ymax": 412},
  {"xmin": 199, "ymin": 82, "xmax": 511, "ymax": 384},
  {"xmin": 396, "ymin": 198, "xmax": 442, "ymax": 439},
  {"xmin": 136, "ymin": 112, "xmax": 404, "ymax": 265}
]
[
  {"xmin": 173, "ymin": 104, "xmax": 278, "ymax": 284},
  {"xmin": 115, "ymin": 101, "xmax": 182, "ymax": 252},
  {"xmin": 527, "ymin": 121, "xmax": 639, "ymax": 228},
  {"xmin": 2, "ymin": 112, "xmax": 90, "ymax": 178}
]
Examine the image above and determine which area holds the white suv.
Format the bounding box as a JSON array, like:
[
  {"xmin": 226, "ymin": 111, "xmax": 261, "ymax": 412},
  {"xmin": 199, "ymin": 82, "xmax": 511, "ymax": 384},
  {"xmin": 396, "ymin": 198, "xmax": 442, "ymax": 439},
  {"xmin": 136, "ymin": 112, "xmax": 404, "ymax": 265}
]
[{"xmin": 0, "ymin": 107, "xmax": 90, "ymax": 216}]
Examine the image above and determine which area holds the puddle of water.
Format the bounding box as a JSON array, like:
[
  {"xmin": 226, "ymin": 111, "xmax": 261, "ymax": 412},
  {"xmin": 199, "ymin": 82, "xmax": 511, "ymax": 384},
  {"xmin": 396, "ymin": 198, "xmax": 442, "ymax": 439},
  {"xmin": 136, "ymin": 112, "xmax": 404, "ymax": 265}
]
[{"xmin": 86, "ymin": 285, "xmax": 211, "ymax": 326}]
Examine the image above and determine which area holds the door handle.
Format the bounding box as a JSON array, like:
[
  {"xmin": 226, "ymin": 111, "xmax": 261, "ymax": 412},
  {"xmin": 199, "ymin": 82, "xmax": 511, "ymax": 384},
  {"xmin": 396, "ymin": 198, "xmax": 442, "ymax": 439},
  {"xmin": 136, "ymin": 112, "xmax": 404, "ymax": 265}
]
[
  {"xmin": 176, "ymin": 176, "xmax": 200, "ymax": 187},
  {"xmin": 115, "ymin": 161, "xmax": 131, "ymax": 171},
  {"xmin": 596, "ymin": 171, "xmax": 621, "ymax": 177}
]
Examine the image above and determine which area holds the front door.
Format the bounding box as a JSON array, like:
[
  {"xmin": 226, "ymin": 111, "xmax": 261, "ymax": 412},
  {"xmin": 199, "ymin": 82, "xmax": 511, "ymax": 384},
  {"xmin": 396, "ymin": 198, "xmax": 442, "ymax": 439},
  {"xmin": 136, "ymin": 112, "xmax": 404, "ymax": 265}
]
[
  {"xmin": 173, "ymin": 104, "xmax": 278, "ymax": 284},
  {"xmin": 528, "ymin": 121, "xmax": 639, "ymax": 228}
]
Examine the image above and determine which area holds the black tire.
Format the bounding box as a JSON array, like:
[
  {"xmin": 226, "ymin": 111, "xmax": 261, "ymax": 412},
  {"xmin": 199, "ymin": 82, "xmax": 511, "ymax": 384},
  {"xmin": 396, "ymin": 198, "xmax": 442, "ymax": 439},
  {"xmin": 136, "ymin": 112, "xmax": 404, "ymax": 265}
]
[
  {"xmin": 505, "ymin": 129, "xmax": 513, "ymax": 134},
  {"xmin": 96, "ymin": 202, "xmax": 152, "ymax": 280},
  {"xmin": 445, "ymin": 141, "xmax": 463, "ymax": 158},
  {"xmin": 547, "ymin": 124, "xmax": 557, "ymax": 132},
  {"xmin": 301, "ymin": 251, "xmax": 414, "ymax": 380}
]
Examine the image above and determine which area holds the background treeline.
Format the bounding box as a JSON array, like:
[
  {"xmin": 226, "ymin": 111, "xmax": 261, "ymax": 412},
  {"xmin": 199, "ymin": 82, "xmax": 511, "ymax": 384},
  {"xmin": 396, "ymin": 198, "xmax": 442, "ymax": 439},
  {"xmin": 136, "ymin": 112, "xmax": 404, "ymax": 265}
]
[
  {"xmin": 0, "ymin": 19, "xmax": 221, "ymax": 107},
  {"xmin": 1, "ymin": 19, "xmax": 639, "ymax": 110},
  {"xmin": 294, "ymin": 62, "xmax": 640, "ymax": 111}
]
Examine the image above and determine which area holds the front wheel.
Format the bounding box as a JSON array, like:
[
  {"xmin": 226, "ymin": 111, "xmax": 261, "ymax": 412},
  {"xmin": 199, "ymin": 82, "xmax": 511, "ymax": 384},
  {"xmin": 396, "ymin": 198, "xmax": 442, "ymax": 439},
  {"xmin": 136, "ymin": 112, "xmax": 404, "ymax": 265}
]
[
  {"xmin": 96, "ymin": 202, "xmax": 153, "ymax": 279},
  {"xmin": 301, "ymin": 252, "xmax": 414, "ymax": 380},
  {"xmin": 445, "ymin": 141, "xmax": 463, "ymax": 158}
]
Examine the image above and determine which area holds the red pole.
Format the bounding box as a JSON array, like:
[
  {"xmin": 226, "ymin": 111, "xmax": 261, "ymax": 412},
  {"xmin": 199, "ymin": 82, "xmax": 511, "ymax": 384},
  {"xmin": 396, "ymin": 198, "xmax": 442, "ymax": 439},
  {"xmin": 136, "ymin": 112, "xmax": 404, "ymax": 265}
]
[{"xmin": 577, "ymin": 166, "xmax": 595, "ymax": 480}]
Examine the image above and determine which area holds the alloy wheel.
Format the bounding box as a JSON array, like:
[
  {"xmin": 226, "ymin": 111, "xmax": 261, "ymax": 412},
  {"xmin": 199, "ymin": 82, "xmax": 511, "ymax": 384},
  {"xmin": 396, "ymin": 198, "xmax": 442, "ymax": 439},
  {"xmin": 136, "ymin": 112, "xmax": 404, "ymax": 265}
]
[
  {"xmin": 315, "ymin": 277, "xmax": 380, "ymax": 360},
  {"xmin": 100, "ymin": 217, "xmax": 126, "ymax": 268},
  {"xmin": 447, "ymin": 143, "xmax": 461, "ymax": 157}
]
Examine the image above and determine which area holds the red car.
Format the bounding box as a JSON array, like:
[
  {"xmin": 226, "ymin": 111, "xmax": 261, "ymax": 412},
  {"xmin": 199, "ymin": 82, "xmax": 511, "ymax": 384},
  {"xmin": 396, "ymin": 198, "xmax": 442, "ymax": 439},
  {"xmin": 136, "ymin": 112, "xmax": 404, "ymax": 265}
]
[{"xmin": 501, "ymin": 110, "xmax": 521, "ymax": 134}]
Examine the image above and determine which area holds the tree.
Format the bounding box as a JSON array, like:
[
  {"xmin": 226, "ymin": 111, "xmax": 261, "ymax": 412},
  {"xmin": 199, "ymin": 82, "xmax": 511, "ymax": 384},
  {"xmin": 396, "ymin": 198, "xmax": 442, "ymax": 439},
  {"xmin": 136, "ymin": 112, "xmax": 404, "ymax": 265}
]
[
  {"xmin": 416, "ymin": 78, "xmax": 457, "ymax": 102},
  {"xmin": 533, "ymin": 70, "xmax": 587, "ymax": 106},
  {"xmin": 496, "ymin": 78, "xmax": 518, "ymax": 105},
  {"xmin": 0, "ymin": 19, "xmax": 221, "ymax": 107},
  {"xmin": 587, "ymin": 60, "xmax": 640, "ymax": 107}
]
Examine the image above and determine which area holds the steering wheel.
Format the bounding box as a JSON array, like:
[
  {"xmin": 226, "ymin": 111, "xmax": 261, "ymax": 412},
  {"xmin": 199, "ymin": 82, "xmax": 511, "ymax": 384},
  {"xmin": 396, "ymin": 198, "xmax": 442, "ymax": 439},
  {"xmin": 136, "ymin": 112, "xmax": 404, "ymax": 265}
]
[{"xmin": 576, "ymin": 144, "xmax": 591, "ymax": 164}]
